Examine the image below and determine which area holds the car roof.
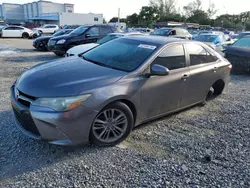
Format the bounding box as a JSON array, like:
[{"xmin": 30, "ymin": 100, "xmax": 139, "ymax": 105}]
[
  {"xmin": 199, "ymin": 33, "xmax": 220, "ymax": 36},
  {"xmin": 121, "ymin": 35, "xmax": 184, "ymax": 45},
  {"xmin": 108, "ymin": 32, "xmax": 142, "ymax": 36}
]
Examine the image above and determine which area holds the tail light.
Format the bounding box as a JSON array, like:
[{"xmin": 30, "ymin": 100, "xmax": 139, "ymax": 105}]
[{"xmin": 228, "ymin": 64, "xmax": 232, "ymax": 71}]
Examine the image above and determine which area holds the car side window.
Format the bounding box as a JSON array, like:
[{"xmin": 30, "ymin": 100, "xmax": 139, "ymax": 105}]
[
  {"xmin": 86, "ymin": 27, "xmax": 99, "ymax": 37},
  {"xmin": 4, "ymin": 27, "xmax": 14, "ymax": 30},
  {"xmin": 101, "ymin": 27, "xmax": 112, "ymax": 35},
  {"xmin": 153, "ymin": 44, "xmax": 186, "ymax": 70},
  {"xmin": 169, "ymin": 30, "xmax": 176, "ymax": 36},
  {"xmin": 14, "ymin": 27, "xmax": 23, "ymax": 30},
  {"xmin": 185, "ymin": 44, "xmax": 218, "ymax": 66}
]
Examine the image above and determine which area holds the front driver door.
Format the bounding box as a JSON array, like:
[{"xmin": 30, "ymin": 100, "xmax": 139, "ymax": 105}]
[
  {"xmin": 141, "ymin": 44, "xmax": 190, "ymax": 121},
  {"xmin": 82, "ymin": 26, "xmax": 100, "ymax": 44}
]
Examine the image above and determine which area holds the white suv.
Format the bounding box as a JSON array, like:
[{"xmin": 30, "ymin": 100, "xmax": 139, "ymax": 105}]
[{"xmin": 33, "ymin": 24, "xmax": 59, "ymax": 34}]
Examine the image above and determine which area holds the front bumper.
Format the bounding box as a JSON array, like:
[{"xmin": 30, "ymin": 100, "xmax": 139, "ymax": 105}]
[
  {"xmin": 10, "ymin": 86, "xmax": 98, "ymax": 146},
  {"xmin": 47, "ymin": 43, "xmax": 66, "ymax": 54}
]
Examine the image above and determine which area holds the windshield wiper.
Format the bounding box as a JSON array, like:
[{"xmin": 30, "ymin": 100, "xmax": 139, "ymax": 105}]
[{"xmin": 82, "ymin": 56, "xmax": 126, "ymax": 72}]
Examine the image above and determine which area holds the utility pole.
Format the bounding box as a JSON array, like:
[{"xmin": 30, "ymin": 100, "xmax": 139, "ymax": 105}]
[{"xmin": 118, "ymin": 8, "xmax": 120, "ymax": 29}]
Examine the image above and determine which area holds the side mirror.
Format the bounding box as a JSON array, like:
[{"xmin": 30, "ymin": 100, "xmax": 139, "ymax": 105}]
[
  {"xmin": 150, "ymin": 64, "xmax": 169, "ymax": 76},
  {"xmin": 226, "ymin": 38, "xmax": 231, "ymax": 42},
  {"xmin": 85, "ymin": 33, "xmax": 91, "ymax": 38}
]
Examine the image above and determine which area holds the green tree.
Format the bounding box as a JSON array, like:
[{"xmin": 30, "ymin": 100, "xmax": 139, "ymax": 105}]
[
  {"xmin": 183, "ymin": 0, "xmax": 202, "ymax": 18},
  {"xmin": 138, "ymin": 6, "xmax": 160, "ymax": 27},
  {"xmin": 150, "ymin": 0, "xmax": 176, "ymax": 17},
  {"xmin": 187, "ymin": 10, "xmax": 210, "ymax": 25},
  {"xmin": 103, "ymin": 18, "xmax": 107, "ymax": 24},
  {"xmin": 207, "ymin": 0, "xmax": 217, "ymax": 17},
  {"xmin": 126, "ymin": 13, "xmax": 139, "ymax": 26}
]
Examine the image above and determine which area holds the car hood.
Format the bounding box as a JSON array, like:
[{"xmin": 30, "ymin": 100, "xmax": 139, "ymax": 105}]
[
  {"xmin": 67, "ymin": 43, "xmax": 99, "ymax": 55},
  {"xmin": 34, "ymin": 36, "xmax": 52, "ymax": 42},
  {"xmin": 225, "ymin": 46, "xmax": 250, "ymax": 58},
  {"xmin": 16, "ymin": 57, "xmax": 126, "ymax": 97},
  {"xmin": 50, "ymin": 34, "xmax": 71, "ymax": 40}
]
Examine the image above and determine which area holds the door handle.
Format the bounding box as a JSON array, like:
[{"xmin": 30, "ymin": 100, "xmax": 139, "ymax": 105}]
[
  {"xmin": 181, "ymin": 74, "xmax": 190, "ymax": 81},
  {"xmin": 213, "ymin": 67, "xmax": 218, "ymax": 72}
]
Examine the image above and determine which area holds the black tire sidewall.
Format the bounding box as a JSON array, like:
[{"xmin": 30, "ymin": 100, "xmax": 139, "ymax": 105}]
[
  {"xmin": 22, "ymin": 33, "xmax": 29, "ymax": 39},
  {"xmin": 90, "ymin": 102, "xmax": 134, "ymax": 147}
]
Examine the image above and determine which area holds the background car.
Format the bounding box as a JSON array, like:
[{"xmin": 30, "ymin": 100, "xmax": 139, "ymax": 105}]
[
  {"xmin": 11, "ymin": 36, "xmax": 231, "ymax": 147},
  {"xmin": 66, "ymin": 32, "xmax": 142, "ymax": 57},
  {"xmin": 194, "ymin": 33, "xmax": 232, "ymax": 51},
  {"xmin": 33, "ymin": 29, "xmax": 73, "ymax": 51},
  {"xmin": 47, "ymin": 24, "xmax": 120, "ymax": 56},
  {"xmin": 150, "ymin": 28, "xmax": 192, "ymax": 39},
  {"xmin": 0, "ymin": 26, "xmax": 33, "ymax": 38},
  {"xmin": 236, "ymin": 31, "xmax": 250, "ymax": 39},
  {"xmin": 225, "ymin": 36, "xmax": 250, "ymax": 74},
  {"xmin": 33, "ymin": 24, "xmax": 59, "ymax": 34}
]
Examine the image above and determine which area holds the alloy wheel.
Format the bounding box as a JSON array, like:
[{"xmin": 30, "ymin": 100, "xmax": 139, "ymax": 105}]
[{"xmin": 93, "ymin": 109, "xmax": 128, "ymax": 143}]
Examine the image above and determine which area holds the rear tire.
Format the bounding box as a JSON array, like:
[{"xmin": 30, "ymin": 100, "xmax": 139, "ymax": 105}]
[
  {"xmin": 205, "ymin": 80, "xmax": 225, "ymax": 101},
  {"xmin": 22, "ymin": 32, "xmax": 29, "ymax": 39},
  {"xmin": 90, "ymin": 102, "xmax": 134, "ymax": 147}
]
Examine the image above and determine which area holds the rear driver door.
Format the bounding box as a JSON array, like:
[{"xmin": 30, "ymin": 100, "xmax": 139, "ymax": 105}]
[{"xmin": 141, "ymin": 44, "xmax": 190, "ymax": 121}]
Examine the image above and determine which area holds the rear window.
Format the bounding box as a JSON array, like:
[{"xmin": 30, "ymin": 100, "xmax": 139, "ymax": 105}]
[{"xmin": 82, "ymin": 38, "xmax": 159, "ymax": 72}]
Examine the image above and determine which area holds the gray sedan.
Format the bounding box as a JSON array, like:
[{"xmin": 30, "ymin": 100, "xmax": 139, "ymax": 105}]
[{"xmin": 11, "ymin": 36, "xmax": 231, "ymax": 146}]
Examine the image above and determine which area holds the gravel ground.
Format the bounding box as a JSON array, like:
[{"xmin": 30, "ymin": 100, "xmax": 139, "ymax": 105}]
[{"xmin": 0, "ymin": 39, "xmax": 250, "ymax": 187}]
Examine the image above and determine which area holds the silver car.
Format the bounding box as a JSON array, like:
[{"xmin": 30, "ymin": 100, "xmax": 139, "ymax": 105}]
[{"xmin": 11, "ymin": 36, "xmax": 231, "ymax": 146}]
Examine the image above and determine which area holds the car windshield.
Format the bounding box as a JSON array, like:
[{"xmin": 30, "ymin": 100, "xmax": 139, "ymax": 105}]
[
  {"xmin": 150, "ymin": 29, "xmax": 170, "ymax": 36},
  {"xmin": 82, "ymin": 38, "xmax": 158, "ymax": 72},
  {"xmin": 97, "ymin": 34, "xmax": 123, "ymax": 45},
  {"xmin": 71, "ymin": 26, "xmax": 89, "ymax": 35},
  {"xmin": 52, "ymin": 30, "xmax": 67, "ymax": 36},
  {"xmin": 232, "ymin": 37, "xmax": 250, "ymax": 47},
  {"xmin": 195, "ymin": 35, "xmax": 217, "ymax": 42}
]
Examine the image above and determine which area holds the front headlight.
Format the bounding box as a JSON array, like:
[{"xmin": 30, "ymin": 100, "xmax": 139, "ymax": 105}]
[
  {"xmin": 33, "ymin": 94, "xmax": 91, "ymax": 112},
  {"xmin": 57, "ymin": 39, "xmax": 66, "ymax": 44}
]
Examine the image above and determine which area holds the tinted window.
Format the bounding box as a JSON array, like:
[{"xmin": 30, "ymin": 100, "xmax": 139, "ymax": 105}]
[
  {"xmin": 86, "ymin": 27, "xmax": 99, "ymax": 36},
  {"xmin": 232, "ymin": 37, "xmax": 250, "ymax": 47},
  {"xmin": 94, "ymin": 17, "xmax": 98, "ymax": 21},
  {"xmin": 195, "ymin": 35, "xmax": 218, "ymax": 42},
  {"xmin": 71, "ymin": 26, "xmax": 89, "ymax": 35},
  {"xmin": 151, "ymin": 29, "xmax": 170, "ymax": 36},
  {"xmin": 4, "ymin": 27, "xmax": 15, "ymax": 30},
  {"xmin": 101, "ymin": 27, "xmax": 112, "ymax": 35},
  {"xmin": 15, "ymin": 27, "xmax": 24, "ymax": 30},
  {"xmin": 153, "ymin": 45, "xmax": 186, "ymax": 70},
  {"xmin": 97, "ymin": 34, "xmax": 123, "ymax": 44},
  {"xmin": 45, "ymin": 25, "xmax": 56, "ymax": 28},
  {"xmin": 82, "ymin": 38, "xmax": 158, "ymax": 72},
  {"xmin": 186, "ymin": 44, "xmax": 218, "ymax": 65}
]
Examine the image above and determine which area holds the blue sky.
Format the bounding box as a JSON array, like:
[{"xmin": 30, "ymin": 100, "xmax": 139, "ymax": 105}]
[{"xmin": 1, "ymin": 0, "xmax": 250, "ymax": 21}]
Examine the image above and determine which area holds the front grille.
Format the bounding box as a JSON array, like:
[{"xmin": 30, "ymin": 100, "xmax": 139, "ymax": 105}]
[
  {"xmin": 48, "ymin": 40, "xmax": 56, "ymax": 46},
  {"xmin": 18, "ymin": 98, "xmax": 31, "ymax": 107},
  {"xmin": 13, "ymin": 107, "xmax": 40, "ymax": 136}
]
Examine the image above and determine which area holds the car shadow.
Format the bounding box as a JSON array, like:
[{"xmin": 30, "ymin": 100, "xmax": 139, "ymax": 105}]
[
  {"xmin": 4, "ymin": 54, "xmax": 59, "ymax": 63},
  {"xmin": 0, "ymin": 110, "xmax": 101, "ymax": 181}
]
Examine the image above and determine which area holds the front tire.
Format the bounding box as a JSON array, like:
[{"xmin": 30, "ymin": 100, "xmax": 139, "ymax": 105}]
[
  {"xmin": 22, "ymin": 32, "xmax": 29, "ymax": 39},
  {"xmin": 90, "ymin": 102, "xmax": 134, "ymax": 147}
]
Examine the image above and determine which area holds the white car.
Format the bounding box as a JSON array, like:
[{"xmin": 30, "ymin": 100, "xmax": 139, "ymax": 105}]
[
  {"xmin": 66, "ymin": 32, "xmax": 142, "ymax": 57},
  {"xmin": 1, "ymin": 26, "xmax": 33, "ymax": 38},
  {"xmin": 33, "ymin": 24, "xmax": 59, "ymax": 34}
]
